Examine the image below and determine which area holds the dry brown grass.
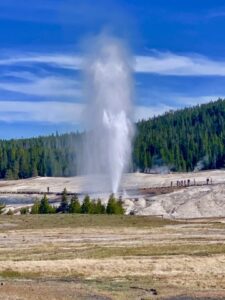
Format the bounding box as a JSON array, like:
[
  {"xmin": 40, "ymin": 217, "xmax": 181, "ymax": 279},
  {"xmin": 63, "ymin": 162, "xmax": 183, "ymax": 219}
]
[{"xmin": 0, "ymin": 215, "xmax": 225, "ymax": 299}]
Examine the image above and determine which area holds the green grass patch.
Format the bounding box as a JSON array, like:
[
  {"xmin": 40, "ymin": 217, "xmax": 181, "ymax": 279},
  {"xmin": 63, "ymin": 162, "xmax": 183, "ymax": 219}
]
[
  {"xmin": 0, "ymin": 268, "xmax": 41, "ymax": 279},
  {"xmin": 0, "ymin": 214, "xmax": 178, "ymax": 231},
  {"xmin": 2, "ymin": 242, "xmax": 225, "ymax": 261},
  {"xmin": 64, "ymin": 243, "xmax": 225, "ymax": 259}
]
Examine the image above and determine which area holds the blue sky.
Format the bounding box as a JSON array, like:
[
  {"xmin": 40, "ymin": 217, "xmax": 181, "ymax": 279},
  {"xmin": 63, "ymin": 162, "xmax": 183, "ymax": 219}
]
[{"xmin": 1, "ymin": 0, "xmax": 225, "ymax": 138}]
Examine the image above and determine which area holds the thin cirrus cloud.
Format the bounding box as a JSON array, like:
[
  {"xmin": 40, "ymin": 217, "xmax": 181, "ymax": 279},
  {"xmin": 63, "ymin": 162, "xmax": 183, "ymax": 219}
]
[
  {"xmin": 0, "ymin": 101, "xmax": 84, "ymax": 124},
  {"xmin": 0, "ymin": 50, "xmax": 224, "ymax": 125},
  {"xmin": 0, "ymin": 72, "xmax": 81, "ymax": 98},
  {"xmin": 0, "ymin": 54, "xmax": 82, "ymax": 70},
  {"xmin": 173, "ymin": 94, "xmax": 225, "ymax": 106},
  {"xmin": 135, "ymin": 104, "xmax": 173, "ymax": 121},
  {"xmin": 0, "ymin": 95, "xmax": 221, "ymax": 125},
  {"xmin": 1, "ymin": 51, "xmax": 225, "ymax": 76},
  {"xmin": 135, "ymin": 52, "xmax": 225, "ymax": 76},
  {"xmin": 0, "ymin": 101, "xmax": 170, "ymax": 124}
]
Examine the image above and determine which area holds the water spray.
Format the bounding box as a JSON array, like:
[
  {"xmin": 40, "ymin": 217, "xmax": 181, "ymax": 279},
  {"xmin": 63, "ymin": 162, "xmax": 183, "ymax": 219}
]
[{"xmin": 83, "ymin": 35, "xmax": 134, "ymax": 193}]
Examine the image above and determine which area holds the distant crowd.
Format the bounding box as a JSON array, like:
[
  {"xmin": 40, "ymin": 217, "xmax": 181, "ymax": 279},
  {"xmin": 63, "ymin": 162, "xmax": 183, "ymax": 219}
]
[{"xmin": 170, "ymin": 178, "xmax": 213, "ymax": 187}]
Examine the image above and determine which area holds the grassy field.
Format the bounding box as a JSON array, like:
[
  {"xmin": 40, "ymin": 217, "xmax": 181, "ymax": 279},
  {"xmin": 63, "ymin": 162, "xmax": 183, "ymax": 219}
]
[
  {"xmin": 0, "ymin": 215, "xmax": 225, "ymax": 299},
  {"xmin": 0, "ymin": 214, "xmax": 177, "ymax": 230}
]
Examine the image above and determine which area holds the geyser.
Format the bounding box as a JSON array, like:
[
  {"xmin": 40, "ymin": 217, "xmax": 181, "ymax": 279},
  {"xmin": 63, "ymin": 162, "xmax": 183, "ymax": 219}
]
[{"xmin": 83, "ymin": 35, "xmax": 134, "ymax": 193}]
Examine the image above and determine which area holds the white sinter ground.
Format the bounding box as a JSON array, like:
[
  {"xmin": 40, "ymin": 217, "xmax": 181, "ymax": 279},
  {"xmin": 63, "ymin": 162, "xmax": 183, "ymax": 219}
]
[{"xmin": 1, "ymin": 170, "xmax": 225, "ymax": 218}]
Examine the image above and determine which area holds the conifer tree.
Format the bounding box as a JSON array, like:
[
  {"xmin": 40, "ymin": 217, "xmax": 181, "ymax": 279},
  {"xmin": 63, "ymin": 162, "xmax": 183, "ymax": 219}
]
[
  {"xmin": 39, "ymin": 194, "xmax": 55, "ymax": 214},
  {"xmin": 81, "ymin": 195, "xmax": 91, "ymax": 214},
  {"xmin": 96, "ymin": 199, "xmax": 106, "ymax": 214},
  {"xmin": 106, "ymin": 194, "xmax": 124, "ymax": 215},
  {"xmin": 58, "ymin": 188, "xmax": 69, "ymax": 213},
  {"xmin": 69, "ymin": 194, "xmax": 81, "ymax": 213}
]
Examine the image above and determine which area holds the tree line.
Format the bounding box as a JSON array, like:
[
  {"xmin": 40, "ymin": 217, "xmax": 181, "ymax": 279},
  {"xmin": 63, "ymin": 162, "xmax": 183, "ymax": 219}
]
[
  {"xmin": 19, "ymin": 189, "xmax": 124, "ymax": 215},
  {"xmin": 1, "ymin": 98, "xmax": 225, "ymax": 178},
  {"xmin": 0, "ymin": 132, "xmax": 81, "ymax": 179}
]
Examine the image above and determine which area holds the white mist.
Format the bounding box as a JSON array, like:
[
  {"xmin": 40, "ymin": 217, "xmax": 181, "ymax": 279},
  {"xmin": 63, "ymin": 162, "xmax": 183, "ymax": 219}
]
[{"xmin": 83, "ymin": 35, "xmax": 134, "ymax": 193}]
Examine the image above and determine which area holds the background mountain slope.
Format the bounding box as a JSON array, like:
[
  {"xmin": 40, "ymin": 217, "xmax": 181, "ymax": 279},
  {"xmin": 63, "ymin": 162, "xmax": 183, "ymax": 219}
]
[
  {"xmin": 133, "ymin": 98, "xmax": 225, "ymax": 172},
  {"xmin": 1, "ymin": 98, "xmax": 225, "ymax": 179}
]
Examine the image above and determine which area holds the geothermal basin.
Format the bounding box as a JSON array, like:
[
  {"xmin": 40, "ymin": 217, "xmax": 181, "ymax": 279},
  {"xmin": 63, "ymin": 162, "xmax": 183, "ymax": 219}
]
[{"xmin": 2, "ymin": 169, "xmax": 225, "ymax": 218}]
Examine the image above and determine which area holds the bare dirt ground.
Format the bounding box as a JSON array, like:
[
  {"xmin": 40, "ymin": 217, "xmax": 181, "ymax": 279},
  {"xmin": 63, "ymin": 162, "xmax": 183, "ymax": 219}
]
[
  {"xmin": 1, "ymin": 170, "xmax": 225, "ymax": 218},
  {"xmin": 0, "ymin": 215, "xmax": 225, "ymax": 299}
]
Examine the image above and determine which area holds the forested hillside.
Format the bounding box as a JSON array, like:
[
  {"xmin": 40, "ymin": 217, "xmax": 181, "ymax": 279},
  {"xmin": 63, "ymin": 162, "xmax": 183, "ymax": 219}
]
[
  {"xmin": 0, "ymin": 132, "xmax": 81, "ymax": 179},
  {"xmin": 1, "ymin": 98, "xmax": 225, "ymax": 179},
  {"xmin": 133, "ymin": 98, "xmax": 225, "ymax": 172}
]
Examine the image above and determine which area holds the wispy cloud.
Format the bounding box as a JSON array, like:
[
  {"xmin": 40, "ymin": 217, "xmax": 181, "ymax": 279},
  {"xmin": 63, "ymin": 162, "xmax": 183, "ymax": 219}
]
[
  {"xmin": 0, "ymin": 50, "xmax": 224, "ymax": 125},
  {"xmin": 0, "ymin": 101, "xmax": 84, "ymax": 124},
  {"xmin": 0, "ymin": 100, "xmax": 171, "ymax": 124},
  {"xmin": 134, "ymin": 95, "xmax": 225, "ymax": 121},
  {"xmin": 0, "ymin": 53, "xmax": 82, "ymax": 70},
  {"xmin": 167, "ymin": 7, "xmax": 225, "ymax": 24},
  {"xmin": 173, "ymin": 94, "xmax": 225, "ymax": 106},
  {"xmin": 0, "ymin": 0, "xmax": 62, "ymax": 24},
  {"xmin": 207, "ymin": 10, "xmax": 225, "ymax": 19},
  {"xmin": 135, "ymin": 52, "xmax": 225, "ymax": 76},
  {"xmin": 0, "ymin": 95, "xmax": 222, "ymax": 124},
  {"xmin": 2, "ymin": 51, "xmax": 225, "ymax": 76},
  {"xmin": 135, "ymin": 104, "xmax": 173, "ymax": 121},
  {"xmin": 0, "ymin": 72, "xmax": 81, "ymax": 98},
  {"xmin": 139, "ymin": 88, "xmax": 225, "ymax": 108}
]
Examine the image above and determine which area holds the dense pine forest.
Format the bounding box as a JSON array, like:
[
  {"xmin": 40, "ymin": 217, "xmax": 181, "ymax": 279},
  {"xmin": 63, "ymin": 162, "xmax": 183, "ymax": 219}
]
[
  {"xmin": 133, "ymin": 98, "xmax": 225, "ymax": 172},
  {"xmin": 0, "ymin": 132, "xmax": 81, "ymax": 179},
  {"xmin": 1, "ymin": 98, "xmax": 225, "ymax": 179}
]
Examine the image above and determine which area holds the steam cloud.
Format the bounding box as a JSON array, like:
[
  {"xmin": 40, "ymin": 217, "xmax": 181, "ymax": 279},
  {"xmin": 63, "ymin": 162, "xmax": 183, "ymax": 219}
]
[
  {"xmin": 82, "ymin": 35, "xmax": 134, "ymax": 193},
  {"xmin": 194, "ymin": 155, "xmax": 209, "ymax": 172}
]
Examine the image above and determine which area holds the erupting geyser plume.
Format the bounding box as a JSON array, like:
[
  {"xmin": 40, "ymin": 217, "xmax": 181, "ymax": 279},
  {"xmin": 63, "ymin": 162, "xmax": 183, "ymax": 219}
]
[{"xmin": 83, "ymin": 35, "xmax": 134, "ymax": 193}]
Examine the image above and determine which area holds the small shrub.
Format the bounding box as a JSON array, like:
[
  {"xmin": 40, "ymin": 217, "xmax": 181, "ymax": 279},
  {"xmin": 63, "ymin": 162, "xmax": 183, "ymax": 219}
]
[
  {"xmin": 31, "ymin": 199, "xmax": 40, "ymax": 214},
  {"xmin": 20, "ymin": 207, "xmax": 29, "ymax": 215},
  {"xmin": 0, "ymin": 203, "xmax": 5, "ymax": 214}
]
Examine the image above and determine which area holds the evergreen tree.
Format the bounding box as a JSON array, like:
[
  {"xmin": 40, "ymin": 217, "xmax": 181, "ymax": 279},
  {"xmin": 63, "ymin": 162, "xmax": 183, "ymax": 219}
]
[
  {"xmin": 39, "ymin": 194, "xmax": 55, "ymax": 214},
  {"xmin": 81, "ymin": 195, "xmax": 91, "ymax": 214},
  {"xmin": 5, "ymin": 169, "xmax": 14, "ymax": 180},
  {"xmin": 88, "ymin": 201, "xmax": 97, "ymax": 214},
  {"xmin": 95, "ymin": 199, "xmax": 106, "ymax": 214},
  {"xmin": 69, "ymin": 194, "xmax": 81, "ymax": 213},
  {"xmin": 106, "ymin": 194, "xmax": 124, "ymax": 215},
  {"xmin": 12, "ymin": 161, "xmax": 19, "ymax": 179},
  {"xmin": 106, "ymin": 194, "xmax": 116, "ymax": 214},
  {"xmin": 57, "ymin": 188, "xmax": 69, "ymax": 213},
  {"xmin": 31, "ymin": 165, "xmax": 38, "ymax": 177}
]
